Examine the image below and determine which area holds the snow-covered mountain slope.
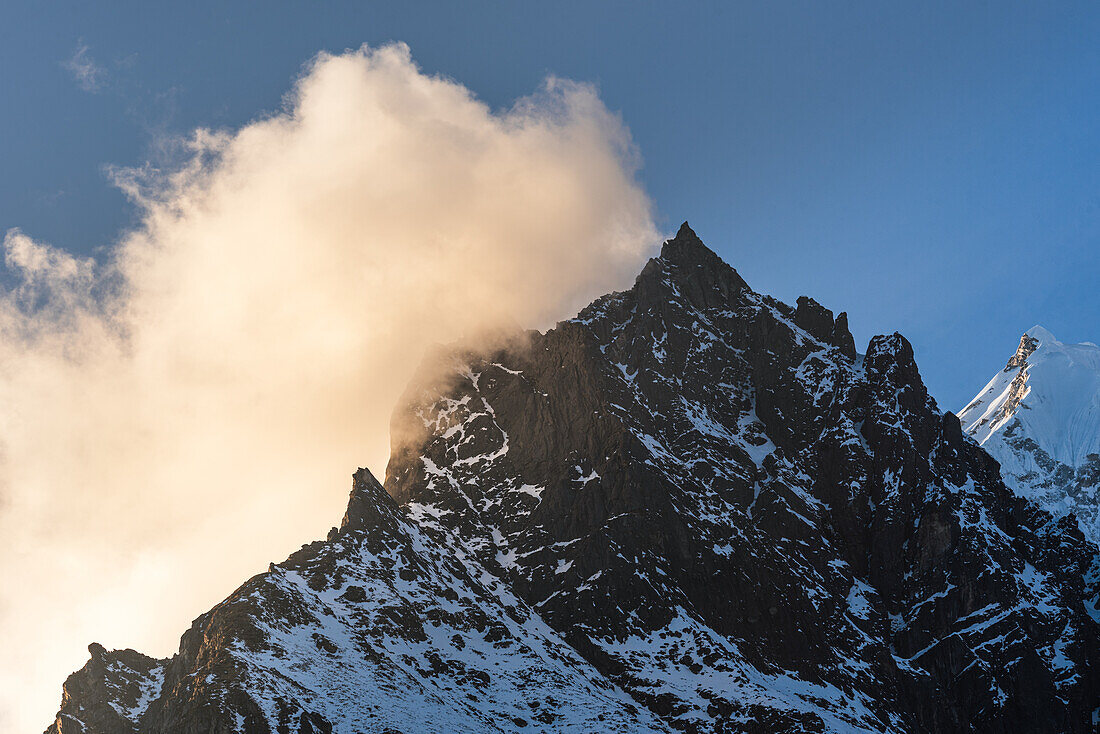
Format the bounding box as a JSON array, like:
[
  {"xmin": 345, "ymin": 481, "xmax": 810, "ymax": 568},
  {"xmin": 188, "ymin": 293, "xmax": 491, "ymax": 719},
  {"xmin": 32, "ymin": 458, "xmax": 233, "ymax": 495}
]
[
  {"xmin": 48, "ymin": 225, "xmax": 1100, "ymax": 733},
  {"xmin": 959, "ymin": 326, "xmax": 1100, "ymax": 544},
  {"xmin": 48, "ymin": 470, "xmax": 665, "ymax": 734}
]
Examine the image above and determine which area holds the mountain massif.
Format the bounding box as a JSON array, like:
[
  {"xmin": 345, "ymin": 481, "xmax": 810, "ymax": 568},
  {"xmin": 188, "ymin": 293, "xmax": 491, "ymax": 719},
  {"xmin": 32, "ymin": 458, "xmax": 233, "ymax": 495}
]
[{"xmin": 48, "ymin": 225, "xmax": 1100, "ymax": 733}]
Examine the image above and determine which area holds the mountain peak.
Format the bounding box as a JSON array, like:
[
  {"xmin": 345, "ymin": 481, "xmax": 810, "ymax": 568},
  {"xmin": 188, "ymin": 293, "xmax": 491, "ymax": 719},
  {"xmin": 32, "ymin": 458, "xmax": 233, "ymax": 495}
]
[
  {"xmin": 643, "ymin": 223, "xmax": 749, "ymax": 310},
  {"xmin": 659, "ymin": 220, "xmax": 713, "ymax": 262},
  {"xmin": 1024, "ymin": 324, "xmax": 1058, "ymax": 344},
  {"xmin": 47, "ymin": 225, "xmax": 1100, "ymax": 734},
  {"xmin": 674, "ymin": 220, "xmax": 699, "ymax": 240},
  {"xmin": 959, "ymin": 324, "xmax": 1100, "ymax": 542}
]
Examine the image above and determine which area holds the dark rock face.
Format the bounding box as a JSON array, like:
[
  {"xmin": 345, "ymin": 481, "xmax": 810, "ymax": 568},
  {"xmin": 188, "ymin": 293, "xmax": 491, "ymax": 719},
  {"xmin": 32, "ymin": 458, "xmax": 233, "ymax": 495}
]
[
  {"xmin": 47, "ymin": 224, "xmax": 1100, "ymax": 733},
  {"xmin": 46, "ymin": 644, "xmax": 163, "ymax": 734}
]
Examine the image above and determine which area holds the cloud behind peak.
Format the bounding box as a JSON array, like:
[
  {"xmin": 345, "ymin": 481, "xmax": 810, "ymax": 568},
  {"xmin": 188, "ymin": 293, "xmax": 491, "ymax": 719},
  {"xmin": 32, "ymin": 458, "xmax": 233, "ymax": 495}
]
[{"xmin": 0, "ymin": 43, "xmax": 658, "ymax": 731}]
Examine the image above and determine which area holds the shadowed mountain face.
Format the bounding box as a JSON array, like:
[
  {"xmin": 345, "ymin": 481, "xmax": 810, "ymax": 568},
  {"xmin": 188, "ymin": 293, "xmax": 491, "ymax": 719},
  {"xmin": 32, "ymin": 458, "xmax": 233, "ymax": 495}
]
[{"xmin": 48, "ymin": 225, "xmax": 1099, "ymax": 733}]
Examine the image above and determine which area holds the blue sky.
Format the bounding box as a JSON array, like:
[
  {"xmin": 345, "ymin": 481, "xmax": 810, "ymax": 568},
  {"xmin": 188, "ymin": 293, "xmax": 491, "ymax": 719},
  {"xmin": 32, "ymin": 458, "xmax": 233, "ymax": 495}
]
[{"xmin": 2, "ymin": 1, "xmax": 1098, "ymax": 408}]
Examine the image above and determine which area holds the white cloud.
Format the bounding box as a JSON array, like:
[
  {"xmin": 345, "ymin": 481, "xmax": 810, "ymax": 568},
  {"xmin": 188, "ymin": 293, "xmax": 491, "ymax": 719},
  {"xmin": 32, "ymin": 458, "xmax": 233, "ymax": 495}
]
[
  {"xmin": 64, "ymin": 42, "xmax": 105, "ymax": 92},
  {"xmin": 0, "ymin": 43, "xmax": 658, "ymax": 731}
]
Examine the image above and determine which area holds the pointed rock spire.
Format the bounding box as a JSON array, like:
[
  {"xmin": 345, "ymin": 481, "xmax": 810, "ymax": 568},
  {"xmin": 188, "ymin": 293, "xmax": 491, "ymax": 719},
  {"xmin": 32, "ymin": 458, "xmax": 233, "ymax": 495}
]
[
  {"xmin": 659, "ymin": 221, "xmax": 711, "ymax": 262},
  {"xmin": 339, "ymin": 467, "xmax": 399, "ymax": 534},
  {"xmin": 649, "ymin": 221, "xmax": 748, "ymax": 308},
  {"xmin": 674, "ymin": 220, "xmax": 700, "ymax": 242},
  {"xmin": 794, "ymin": 296, "xmax": 835, "ymax": 343},
  {"xmin": 832, "ymin": 312, "xmax": 858, "ymax": 360},
  {"xmin": 1005, "ymin": 332, "xmax": 1041, "ymax": 371}
]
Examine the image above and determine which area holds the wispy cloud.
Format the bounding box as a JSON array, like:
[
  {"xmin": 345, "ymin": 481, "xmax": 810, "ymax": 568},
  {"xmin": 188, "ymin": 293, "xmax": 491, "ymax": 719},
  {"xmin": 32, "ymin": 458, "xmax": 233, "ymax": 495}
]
[{"xmin": 63, "ymin": 41, "xmax": 105, "ymax": 92}]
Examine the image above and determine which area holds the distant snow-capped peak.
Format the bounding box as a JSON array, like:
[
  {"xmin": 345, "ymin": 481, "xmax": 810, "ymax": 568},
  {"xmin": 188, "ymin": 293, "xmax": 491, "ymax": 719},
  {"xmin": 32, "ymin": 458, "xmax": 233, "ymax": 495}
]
[{"xmin": 959, "ymin": 325, "xmax": 1100, "ymax": 543}]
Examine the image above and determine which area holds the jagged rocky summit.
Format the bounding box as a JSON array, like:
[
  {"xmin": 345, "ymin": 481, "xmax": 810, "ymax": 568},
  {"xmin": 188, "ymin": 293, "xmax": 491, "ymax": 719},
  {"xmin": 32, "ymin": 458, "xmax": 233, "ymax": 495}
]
[
  {"xmin": 959, "ymin": 326, "xmax": 1100, "ymax": 546},
  {"xmin": 49, "ymin": 224, "xmax": 1100, "ymax": 733}
]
